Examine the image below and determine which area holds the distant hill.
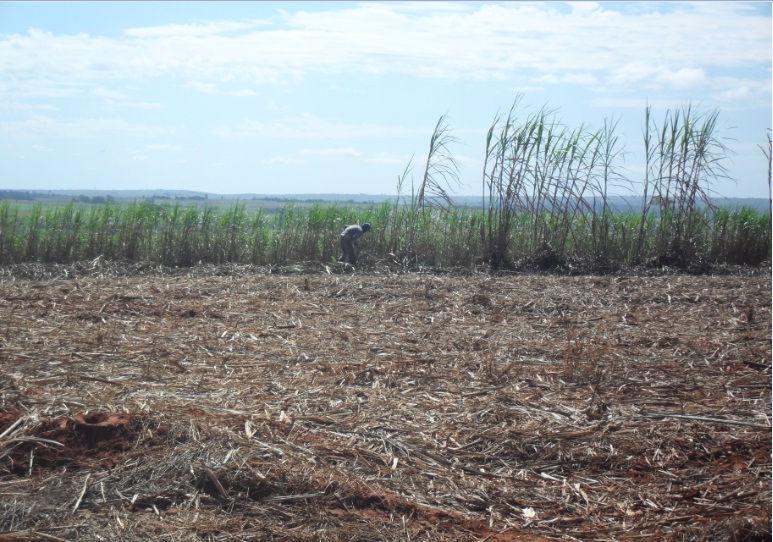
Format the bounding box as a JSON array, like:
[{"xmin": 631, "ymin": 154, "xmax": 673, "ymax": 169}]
[{"xmin": 3, "ymin": 189, "xmax": 770, "ymax": 214}]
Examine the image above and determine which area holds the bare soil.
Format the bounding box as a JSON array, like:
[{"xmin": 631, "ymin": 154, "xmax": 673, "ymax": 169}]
[{"xmin": 0, "ymin": 268, "xmax": 770, "ymax": 541}]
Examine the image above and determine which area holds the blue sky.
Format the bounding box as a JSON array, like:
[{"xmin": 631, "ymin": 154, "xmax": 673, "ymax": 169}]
[{"xmin": 0, "ymin": 1, "xmax": 771, "ymax": 197}]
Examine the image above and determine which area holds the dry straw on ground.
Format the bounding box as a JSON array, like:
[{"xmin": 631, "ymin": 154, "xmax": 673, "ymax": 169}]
[{"xmin": 0, "ymin": 263, "xmax": 770, "ymax": 541}]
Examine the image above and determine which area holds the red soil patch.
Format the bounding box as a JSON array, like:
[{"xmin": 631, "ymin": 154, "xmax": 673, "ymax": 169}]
[
  {"xmin": 2, "ymin": 411, "xmax": 140, "ymax": 475},
  {"xmin": 0, "ymin": 410, "xmax": 22, "ymax": 434}
]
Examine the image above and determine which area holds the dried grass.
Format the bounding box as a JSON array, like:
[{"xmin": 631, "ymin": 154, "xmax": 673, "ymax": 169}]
[{"xmin": 0, "ymin": 266, "xmax": 770, "ymax": 540}]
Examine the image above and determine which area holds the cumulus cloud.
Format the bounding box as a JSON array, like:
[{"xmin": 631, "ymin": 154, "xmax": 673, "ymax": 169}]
[
  {"xmin": 709, "ymin": 77, "xmax": 771, "ymax": 106},
  {"xmin": 715, "ymin": 86, "xmax": 754, "ymax": 102},
  {"xmin": 604, "ymin": 64, "xmax": 712, "ymax": 92},
  {"xmin": 655, "ymin": 68, "xmax": 707, "ymax": 89},
  {"xmin": 592, "ymin": 73, "xmax": 772, "ymax": 111},
  {"xmin": 0, "ymin": 2, "xmax": 768, "ymax": 99}
]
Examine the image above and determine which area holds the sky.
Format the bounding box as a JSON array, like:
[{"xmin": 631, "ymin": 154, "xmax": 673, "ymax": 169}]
[{"xmin": 0, "ymin": 1, "xmax": 771, "ymax": 198}]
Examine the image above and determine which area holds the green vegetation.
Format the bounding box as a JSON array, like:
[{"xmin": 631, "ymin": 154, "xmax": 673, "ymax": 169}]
[
  {"xmin": 0, "ymin": 198, "xmax": 768, "ymax": 269},
  {"xmin": 0, "ymin": 103, "xmax": 769, "ymax": 270}
]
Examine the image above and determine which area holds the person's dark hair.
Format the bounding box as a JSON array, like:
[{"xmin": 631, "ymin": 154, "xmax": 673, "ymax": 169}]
[{"xmin": 361, "ymin": 223, "xmax": 371, "ymax": 232}]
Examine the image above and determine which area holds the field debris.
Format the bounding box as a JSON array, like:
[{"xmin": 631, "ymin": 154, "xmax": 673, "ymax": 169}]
[{"xmin": 0, "ymin": 269, "xmax": 770, "ymax": 540}]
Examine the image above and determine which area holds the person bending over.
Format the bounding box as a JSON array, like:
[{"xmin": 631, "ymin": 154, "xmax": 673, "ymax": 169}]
[{"xmin": 339, "ymin": 222, "xmax": 371, "ymax": 265}]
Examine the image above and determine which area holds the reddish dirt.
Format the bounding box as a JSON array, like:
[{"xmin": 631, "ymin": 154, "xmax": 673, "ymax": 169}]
[
  {"xmin": 3, "ymin": 412, "xmax": 140, "ymax": 475},
  {"xmin": 0, "ymin": 534, "xmax": 41, "ymax": 542},
  {"xmin": 0, "ymin": 411, "xmax": 20, "ymax": 430}
]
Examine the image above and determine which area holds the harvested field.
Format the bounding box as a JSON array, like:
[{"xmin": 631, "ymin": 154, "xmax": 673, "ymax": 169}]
[{"xmin": 0, "ymin": 267, "xmax": 770, "ymax": 541}]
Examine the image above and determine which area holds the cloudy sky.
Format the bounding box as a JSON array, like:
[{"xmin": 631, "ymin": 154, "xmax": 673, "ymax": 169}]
[{"xmin": 1, "ymin": 1, "xmax": 771, "ymax": 197}]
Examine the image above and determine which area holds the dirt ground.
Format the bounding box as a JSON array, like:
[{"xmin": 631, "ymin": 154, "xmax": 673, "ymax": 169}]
[{"xmin": 0, "ymin": 268, "xmax": 770, "ymax": 541}]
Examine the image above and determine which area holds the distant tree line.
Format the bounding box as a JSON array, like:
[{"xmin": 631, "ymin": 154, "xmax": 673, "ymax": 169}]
[
  {"xmin": 255, "ymin": 196, "xmax": 374, "ymax": 204},
  {"xmin": 72, "ymin": 195, "xmax": 115, "ymax": 204},
  {"xmin": 0, "ymin": 190, "xmax": 41, "ymax": 201}
]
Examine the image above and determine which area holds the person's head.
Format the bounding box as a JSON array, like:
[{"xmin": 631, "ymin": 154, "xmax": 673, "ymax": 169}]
[{"xmin": 361, "ymin": 223, "xmax": 372, "ymax": 233}]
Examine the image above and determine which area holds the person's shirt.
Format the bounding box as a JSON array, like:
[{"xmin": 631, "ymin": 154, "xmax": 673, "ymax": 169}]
[{"xmin": 341, "ymin": 224, "xmax": 365, "ymax": 240}]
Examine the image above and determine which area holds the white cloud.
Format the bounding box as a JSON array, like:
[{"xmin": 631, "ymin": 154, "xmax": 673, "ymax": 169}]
[
  {"xmin": 0, "ymin": 115, "xmax": 171, "ymax": 140},
  {"xmin": 0, "ymin": 100, "xmax": 58, "ymax": 112},
  {"xmin": 535, "ymin": 72, "xmax": 600, "ymax": 86},
  {"xmin": 655, "ymin": 68, "xmax": 706, "ymax": 90},
  {"xmin": 93, "ymin": 86, "xmax": 129, "ymax": 100},
  {"xmin": 214, "ymin": 113, "xmax": 425, "ymax": 140},
  {"xmin": 266, "ymin": 148, "xmax": 414, "ymax": 166},
  {"xmin": 716, "ymin": 86, "xmax": 754, "ymax": 102},
  {"xmin": 0, "ymin": 77, "xmax": 83, "ymax": 99},
  {"xmin": 186, "ymin": 81, "xmax": 256, "ymax": 96},
  {"xmin": 605, "ymin": 64, "xmax": 710, "ymax": 91},
  {"xmin": 591, "ymin": 72, "xmax": 771, "ymax": 111},
  {"xmin": 0, "ymin": 3, "xmax": 768, "ymax": 100},
  {"xmin": 709, "ymin": 77, "xmax": 772, "ymax": 107},
  {"xmin": 124, "ymin": 20, "xmax": 262, "ymax": 38},
  {"xmin": 90, "ymin": 86, "xmax": 162, "ymax": 109},
  {"xmin": 589, "ymin": 97, "xmax": 688, "ymax": 110},
  {"xmin": 187, "ymin": 81, "xmax": 218, "ymax": 93},
  {"xmin": 606, "ymin": 62, "xmax": 660, "ymax": 87},
  {"xmin": 568, "ymin": 1, "xmax": 600, "ymax": 13}
]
